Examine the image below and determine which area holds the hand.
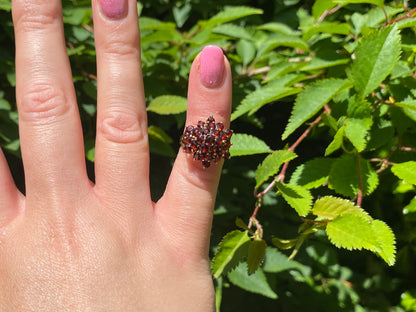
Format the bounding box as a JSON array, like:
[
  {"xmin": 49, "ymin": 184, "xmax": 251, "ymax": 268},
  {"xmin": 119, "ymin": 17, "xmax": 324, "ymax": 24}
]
[{"xmin": 0, "ymin": 0, "xmax": 231, "ymax": 310}]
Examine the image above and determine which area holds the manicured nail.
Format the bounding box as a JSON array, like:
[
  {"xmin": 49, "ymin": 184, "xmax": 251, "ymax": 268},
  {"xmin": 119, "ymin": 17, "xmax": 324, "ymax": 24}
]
[
  {"xmin": 200, "ymin": 45, "xmax": 225, "ymax": 88},
  {"xmin": 99, "ymin": 0, "xmax": 128, "ymax": 19}
]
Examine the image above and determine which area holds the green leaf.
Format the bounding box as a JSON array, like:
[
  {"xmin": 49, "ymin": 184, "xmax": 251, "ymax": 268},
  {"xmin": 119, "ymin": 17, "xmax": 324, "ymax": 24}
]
[
  {"xmin": 0, "ymin": 0, "xmax": 12, "ymax": 11},
  {"xmin": 229, "ymin": 134, "xmax": 271, "ymax": 157},
  {"xmin": 258, "ymin": 34, "xmax": 309, "ymax": 55},
  {"xmin": 228, "ymin": 262, "xmax": 278, "ymax": 299},
  {"xmin": 302, "ymin": 22, "xmax": 351, "ymax": 41},
  {"xmin": 276, "ymin": 183, "xmax": 313, "ymax": 217},
  {"xmin": 312, "ymin": 0, "xmax": 338, "ymax": 20},
  {"xmin": 325, "ymin": 126, "xmax": 346, "ymax": 156},
  {"xmin": 271, "ymin": 237, "xmax": 298, "ymax": 250},
  {"xmin": 148, "ymin": 125, "xmax": 175, "ymax": 157},
  {"xmin": 263, "ymin": 247, "xmax": 305, "ymax": 273},
  {"xmin": 328, "ymin": 154, "xmax": 379, "ymax": 198},
  {"xmin": 344, "ymin": 118, "xmax": 373, "ymax": 152},
  {"xmin": 147, "ymin": 95, "xmax": 187, "ymax": 115},
  {"xmin": 282, "ymin": 79, "xmax": 352, "ymax": 140},
  {"xmin": 213, "ymin": 24, "xmax": 253, "ymax": 41},
  {"xmin": 247, "ymin": 239, "xmax": 267, "ymax": 275},
  {"xmin": 231, "ymin": 86, "xmax": 301, "ymax": 121},
  {"xmin": 255, "ymin": 150, "xmax": 297, "ymax": 188},
  {"xmin": 148, "ymin": 125, "xmax": 173, "ymax": 144},
  {"xmin": 0, "ymin": 99, "xmax": 11, "ymax": 110},
  {"xmin": 236, "ymin": 39, "xmax": 256, "ymax": 66},
  {"xmin": 312, "ymin": 196, "xmax": 370, "ymax": 220},
  {"xmin": 326, "ymin": 214, "xmax": 379, "ymax": 252},
  {"xmin": 257, "ymin": 22, "xmax": 299, "ymax": 35},
  {"xmin": 290, "ymin": 157, "xmax": 335, "ymax": 189},
  {"xmin": 201, "ymin": 6, "xmax": 263, "ymax": 28},
  {"xmin": 372, "ymin": 220, "xmax": 396, "ymax": 266},
  {"xmin": 333, "ymin": 0, "xmax": 384, "ymax": 6},
  {"xmin": 391, "ymin": 161, "xmax": 416, "ymax": 185},
  {"xmin": 351, "ymin": 25, "xmax": 401, "ymax": 97},
  {"xmin": 211, "ymin": 230, "xmax": 251, "ymax": 279}
]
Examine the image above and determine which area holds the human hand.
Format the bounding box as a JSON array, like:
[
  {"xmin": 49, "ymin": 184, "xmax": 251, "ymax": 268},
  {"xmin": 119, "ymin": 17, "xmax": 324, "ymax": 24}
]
[{"xmin": 0, "ymin": 0, "xmax": 231, "ymax": 310}]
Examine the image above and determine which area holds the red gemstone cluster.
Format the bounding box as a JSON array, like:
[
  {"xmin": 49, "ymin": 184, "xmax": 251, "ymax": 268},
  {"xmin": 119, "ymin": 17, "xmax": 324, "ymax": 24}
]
[{"xmin": 180, "ymin": 116, "xmax": 233, "ymax": 168}]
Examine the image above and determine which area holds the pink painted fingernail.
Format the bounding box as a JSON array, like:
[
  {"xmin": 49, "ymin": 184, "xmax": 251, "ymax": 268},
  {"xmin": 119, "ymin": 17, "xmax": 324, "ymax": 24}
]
[
  {"xmin": 200, "ymin": 45, "xmax": 225, "ymax": 88},
  {"xmin": 99, "ymin": 0, "xmax": 128, "ymax": 19}
]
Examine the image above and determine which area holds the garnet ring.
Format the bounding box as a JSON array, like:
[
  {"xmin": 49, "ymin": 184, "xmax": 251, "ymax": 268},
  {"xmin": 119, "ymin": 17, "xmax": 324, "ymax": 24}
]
[{"xmin": 180, "ymin": 116, "xmax": 233, "ymax": 168}]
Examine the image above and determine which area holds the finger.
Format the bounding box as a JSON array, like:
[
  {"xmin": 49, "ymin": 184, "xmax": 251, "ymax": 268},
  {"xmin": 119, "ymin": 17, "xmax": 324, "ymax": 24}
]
[
  {"xmin": 0, "ymin": 149, "xmax": 23, "ymax": 223},
  {"xmin": 157, "ymin": 46, "xmax": 232, "ymax": 258},
  {"xmin": 92, "ymin": 0, "xmax": 152, "ymax": 217},
  {"xmin": 12, "ymin": 0, "xmax": 88, "ymax": 201}
]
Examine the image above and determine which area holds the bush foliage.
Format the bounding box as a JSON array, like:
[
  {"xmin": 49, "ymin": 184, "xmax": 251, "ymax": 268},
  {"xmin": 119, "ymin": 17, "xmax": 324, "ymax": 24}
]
[{"xmin": 1, "ymin": 0, "xmax": 416, "ymax": 311}]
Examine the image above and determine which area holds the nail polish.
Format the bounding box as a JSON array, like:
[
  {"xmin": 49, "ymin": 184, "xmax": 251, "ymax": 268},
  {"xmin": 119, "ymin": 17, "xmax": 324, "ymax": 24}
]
[
  {"xmin": 99, "ymin": 0, "xmax": 128, "ymax": 19},
  {"xmin": 200, "ymin": 45, "xmax": 225, "ymax": 88}
]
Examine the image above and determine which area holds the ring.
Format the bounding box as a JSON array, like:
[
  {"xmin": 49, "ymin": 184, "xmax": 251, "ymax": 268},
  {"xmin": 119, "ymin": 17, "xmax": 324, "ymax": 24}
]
[{"xmin": 180, "ymin": 116, "xmax": 233, "ymax": 168}]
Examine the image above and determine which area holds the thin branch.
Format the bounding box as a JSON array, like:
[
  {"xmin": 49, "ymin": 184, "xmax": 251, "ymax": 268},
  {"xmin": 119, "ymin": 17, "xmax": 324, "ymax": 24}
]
[
  {"xmin": 318, "ymin": 4, "xmax": 341, "ymax": 22},
  {"xmin": 356, "ymin": 153, "xmax": 363, "ymax": 207}
]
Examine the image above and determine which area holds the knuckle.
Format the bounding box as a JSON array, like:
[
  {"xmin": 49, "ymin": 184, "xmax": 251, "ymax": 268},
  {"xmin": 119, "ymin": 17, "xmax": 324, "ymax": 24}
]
[
  {"xmin": 19, "ymin": 83, "xmax": 71, "ymax": 123},
  {"xmin": 13, "ymin": 0, "xmax": 60, "ymax": 32},
  {"xmin": 99, "ymin": 111, "xmax": 146, "ymax": 144},
  {"xmin": 102, "ymin": 37, "xmax": 140, "ymax": 60}
]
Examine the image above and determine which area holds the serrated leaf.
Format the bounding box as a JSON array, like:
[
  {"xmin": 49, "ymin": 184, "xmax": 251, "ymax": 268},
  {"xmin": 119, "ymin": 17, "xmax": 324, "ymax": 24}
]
[
  {"xmin": 282, "ymin": 79, "xmax": 352, "ymax": 140},
  {"xmin": 201, "ymin": 6, "xmax": 263, "ymax": 28},
  {"xmin": 247, "ymin": 239, "xmax": 267, "ymax": 275},
  {"xmin": 263, "ymin": 247, "xmax": 304, "ymax": 273},
  {"xmin": 328, "ymin": 154, "xmax": 379, "ymax": 198},
  {"xmin": 351, "ymin": 25, "xmax": 401, "ymax": 97},
  {"xmin": 372, "ymin": 220, "xmax": 396, "ymax": 266},
  {"xmin": 290, "ymin": 158, "xmax": 335, "ymax": 189},
  {"xmin": 211, "ymin": 230, "xmax": 251, "ymax": 279},
  {"xmin": 228, "ymin": 262, "xmax": 278, "ymax": 299},
  {"xmin": 259, "ymin": 34, "xmax": 309, "ymax": 55},
  {"xmin": 231, "ymin": 86, "xmax": 301, "ymax": 121},
  {"xmin": 271, "ymin": 237, "xmax": 298, "ymax": 250},
  {"xmin": 229, "ymin": 134, "xmax": 271, "ymax": 157},
  {"xmin": 325, "ymin": 125, "xmax": 346, "ymax": 156},
  {"xmin": 236, "ymin": 39, "xmax": 256, "ymax": 66},
  {"xmin": 391, "ymin": 161, "xmax": 416, "ymax": 185},
  {"xmin": 302, "ymin": 22, "xmax": 351, "ymax": 41},
  {"xmin": 276, "ymin": 183, "xmax": 313, "ymax": 217},
  {"xmin": 213, "ymin": 23, "xmax": 253, "ymax": 40},
  {"xmin": 326, "ymin": 214, "xmax": 379, "ymax": 252},
  {"xmin": 255, "ymin": 150, "xmax": 297, "ymax": 189},
  {"xmin": 147, "ymin": 95, "xmax": 187, "ymax": 115},
  {"xmin": 312, "ymin": 196, "xmax": 370, "ymax": 220},
  {"xmin": 344, "ymin": 118, "xmax": 373, "ymax": 152}
]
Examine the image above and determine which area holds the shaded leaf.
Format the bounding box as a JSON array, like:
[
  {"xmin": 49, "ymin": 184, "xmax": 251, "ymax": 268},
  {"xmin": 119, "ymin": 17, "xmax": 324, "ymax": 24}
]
[
  {"xmin": 344, "ymin": 117, "xmax": 373, "ymax": 152},
  {"xmin": 247, "ymin": 239, "xmax": 267, "ymax": 275},
  {"xmin": 282, "ymin": 79, "xmax": 352, "ymax": 140},
  {"xmin": 213, "ymin": 24, "xmax": 253, "ymax": 40},
  {"xmin": 272, "ymin": 237, "xmax": 298, "ymax": 250},
  {"xmin": 236, "ymin": 39, "xmax": 256, "ymax": 66},
  {"xmin": 211, "ymin": 230, "xmax": 251, "ymax": 279},
  {"xmin": 228, "ymin": 262, "xmax": 278, "ymax": 299},
  {"xmin": 328, "ymin": 154, "xmax": 379, "ymax": 198},
  {"xmin": 229, "ymin": 134, "xmax": 271, "ymax": 157},
  {"xmin": 290, "ymin": 157, "xmax": 335, "ymax": 189},
  {"xmin": 263, "ymin": 247, "xmax": 305, "ymax": 273},
  {"xmin": 231, "ymin": 86, "xmax": 301, "ymax": 121},
  {"xmin": 276, "ymin": 183, "xmax": 313, "ymax": 217},
  {"xmin": 255, "ymin": 150, "xmax": 297, "ymax": 188},
  {"xmin": 147, "ymin": 95, "xmax": 187, "ymax": 115},
  {"xmin": 351, "ymin": 25, "xmax": 401, "ymax": 97}
]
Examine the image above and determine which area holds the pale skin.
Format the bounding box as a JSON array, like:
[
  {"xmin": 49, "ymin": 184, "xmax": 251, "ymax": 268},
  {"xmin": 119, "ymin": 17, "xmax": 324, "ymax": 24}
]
[{"xmin": 0, "ymin": 0, "xmax": 231, "ymax": 310}]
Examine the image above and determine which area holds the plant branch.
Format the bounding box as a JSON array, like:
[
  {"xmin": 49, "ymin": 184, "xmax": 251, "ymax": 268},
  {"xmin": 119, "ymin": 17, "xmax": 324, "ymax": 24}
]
[
  {"xmin": 318, "ymin": 4, "xmax": 341, "ymax": 22},
  {"xmin": 356, "ymin": 153, "xmax": 363, "ymax": 207}
]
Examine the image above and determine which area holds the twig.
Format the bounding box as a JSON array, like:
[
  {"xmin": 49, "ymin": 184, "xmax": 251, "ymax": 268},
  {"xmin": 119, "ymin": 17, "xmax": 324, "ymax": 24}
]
[
  {"xmin": 318, "ymin": 4, "xmax": 341, "ymax": 22},
  {"xmin": 356, "ymin": 153, "xmax": 363, "ymax": 207},
  {"xmin": 386, "ymin": 7, "xmax": 416, "ymax": 25}
]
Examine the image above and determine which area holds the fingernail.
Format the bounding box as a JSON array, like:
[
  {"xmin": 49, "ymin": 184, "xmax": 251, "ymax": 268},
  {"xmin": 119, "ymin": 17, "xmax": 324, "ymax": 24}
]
[
  {"xmin": 200, "ymin": 45, "xmax": 225, "ymax": 88},
  {"xmin": 99, "ymin": 0, "xmax": 128, "ymax": 19}
]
